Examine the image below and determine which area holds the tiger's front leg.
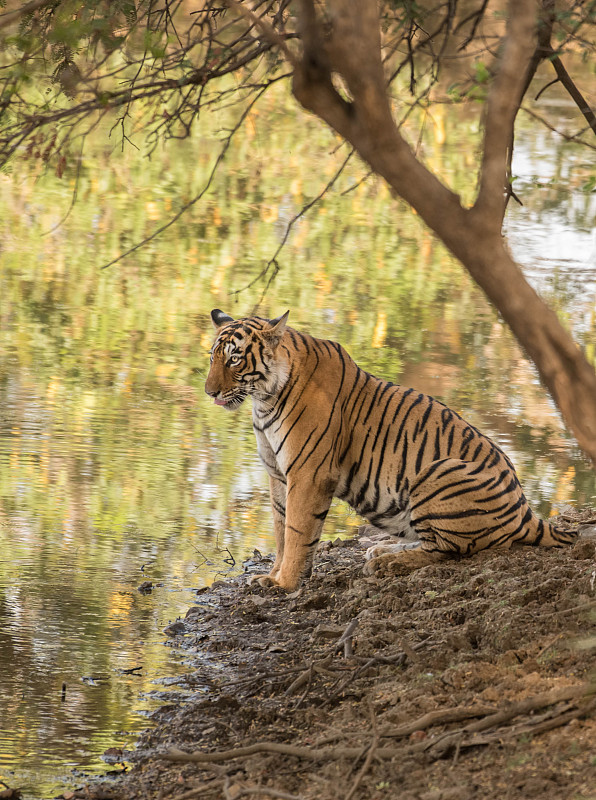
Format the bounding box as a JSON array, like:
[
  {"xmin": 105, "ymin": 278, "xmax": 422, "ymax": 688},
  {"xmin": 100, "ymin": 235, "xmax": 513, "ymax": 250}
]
[
  {"xmin": 266, "ymin": 475, "xmax": 287, "ymax": 580},
  {"xmin": 251, "ymin": 477, "xmax": 334, "ymax": 592}
]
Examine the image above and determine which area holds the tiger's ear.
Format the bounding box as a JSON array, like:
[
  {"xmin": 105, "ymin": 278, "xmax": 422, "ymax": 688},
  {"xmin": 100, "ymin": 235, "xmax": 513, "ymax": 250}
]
[
  {"xmin": 264, "ymin": 310, "xmax": 289, "ymax": 345},
  {"xmin": 211, "ymin": 309, "xmax": 234, "ymax": 330}
]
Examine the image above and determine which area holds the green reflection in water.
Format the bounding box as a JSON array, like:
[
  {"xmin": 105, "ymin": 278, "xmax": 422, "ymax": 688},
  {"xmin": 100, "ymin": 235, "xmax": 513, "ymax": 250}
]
[{"xmin": 0, "ymin": 86, "xmax": 595, "ymax": 797}]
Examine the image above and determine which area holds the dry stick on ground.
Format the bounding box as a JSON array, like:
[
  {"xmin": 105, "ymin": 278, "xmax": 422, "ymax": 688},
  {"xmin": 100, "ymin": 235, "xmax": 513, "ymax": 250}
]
[
  {"xmin": 222, "ymin": 618, "xmax": 361, "ymax": 694},
  {"xmin": 536, "ymin": 632, "xmax": 565, "ymax": 658},
  {"xmin": 424, "ymin": 684, "xmax": 596, "ymax": 759},
  {"xmin": 379, "ymin": 704, "xmax": 498, "ymax": 739},
  {"xmin": 164, "ymin": 742, "xmax": 407, "ymax": 764},
  {"xmin": 285, "ymin": 619, "xmax": 361, "ymax": 696},
  {"xmin": 431, "ymin": 696, "xmax": 596, "ymax": 761},
  {"xmin": 337, "ymin": 618, "xmax": 359, "ymax": 658},
  {"xmin": 162, "ymin": 682, "xmax": 594, "ymax": 766},
  {"xmin": 293, "ymin": 661, "xmax": 317, "ymax": 709},
  {"xmin": 285, "ymin": 656, "xmax": 330, "ymax": 697},
  {"xmin": 224, "ymin": 782, "xmax": 304, "ymax": 800},
  {"xmin": 220, "ymin": 651, "xmax": 351, "ymax": 694},
  {"xmin": 542, "ymin": 598, "xmax": 596, "ymax": 618}
]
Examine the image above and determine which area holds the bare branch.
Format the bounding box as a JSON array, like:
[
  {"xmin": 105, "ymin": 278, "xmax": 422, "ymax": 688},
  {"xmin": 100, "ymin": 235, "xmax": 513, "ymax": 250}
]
[
  {"xmin": 225, "ymin": 0, "xmax": 298, "ymax": 68},
  {"xmin": 550, "ymin": 53, "xmax": 596, "ymax": 135},
  {"xmin": 474, "ymin": 0, "xmax": 538, "ymax": 227},
  {"xmin": 520, "ymin": 104, "xmax": 596, "ymax": 151}
]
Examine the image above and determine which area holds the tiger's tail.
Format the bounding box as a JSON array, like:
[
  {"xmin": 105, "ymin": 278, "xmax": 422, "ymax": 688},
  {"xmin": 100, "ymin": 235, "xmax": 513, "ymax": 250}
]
[{"xmin": 524, "ymin": 510, "xmax": 578, "ymax": 548}]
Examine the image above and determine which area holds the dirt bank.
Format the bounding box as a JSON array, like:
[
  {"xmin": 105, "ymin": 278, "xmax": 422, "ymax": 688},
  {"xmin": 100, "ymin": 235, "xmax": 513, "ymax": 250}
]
[{"xmin": 72, "ymin": 512, "xmax": 595, "ymax": 800}]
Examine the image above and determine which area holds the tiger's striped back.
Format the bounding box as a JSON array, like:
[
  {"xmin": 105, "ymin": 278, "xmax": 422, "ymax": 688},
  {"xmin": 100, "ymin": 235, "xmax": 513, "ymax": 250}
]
[{"xmin": 205, "ymin": 310, "xmax": 577, "ymax": 590}]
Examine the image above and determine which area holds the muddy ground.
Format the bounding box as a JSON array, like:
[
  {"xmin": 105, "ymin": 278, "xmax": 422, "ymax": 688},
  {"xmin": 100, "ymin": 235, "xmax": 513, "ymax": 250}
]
[{"xmin": 75, "ymin": 511, "xmax": 595, "ymax": 800}]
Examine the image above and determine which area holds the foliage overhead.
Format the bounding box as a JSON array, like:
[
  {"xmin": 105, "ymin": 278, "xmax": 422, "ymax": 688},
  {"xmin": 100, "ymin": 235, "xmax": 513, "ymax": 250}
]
[{"xmin": 0, "ymin": 0, "xmax": 594, "ymax": 175}]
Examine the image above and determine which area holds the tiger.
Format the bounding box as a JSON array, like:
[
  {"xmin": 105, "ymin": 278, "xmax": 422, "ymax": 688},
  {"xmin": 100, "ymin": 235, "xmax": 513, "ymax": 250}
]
[{"xmin": 205, "ymin": 309, "xmax": 577, "ymax": 591}]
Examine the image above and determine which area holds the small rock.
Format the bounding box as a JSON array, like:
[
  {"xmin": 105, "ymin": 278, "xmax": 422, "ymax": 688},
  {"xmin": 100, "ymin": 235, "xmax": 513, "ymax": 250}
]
[
  {"xmin": 163, "ymin": 621, "xmax": 186, "ymax": 636},
  {"xmin": 248, "ymin": 595, "xmax": 268, "ymax": 606},
  {"xmin": 102, "ymin": 747, "xmax": 124, "ymax": 764},
  {"xmin": 0, "ymin": 789, "xmax": 22, "ymax": 800},
  {"xmin": 266, "ymin": 643, "xmax": 287, "ymax": 653},
  {"xmin": 571, "ymin": 539, "xmax": 596, "ymax": 559},
  {"xmin": 578, "ymin": 524, "xmax": 596, "ymax": 540},
  {"xmin": 312, "ymin": 623, "xmax": 345, "ymax": 640}
]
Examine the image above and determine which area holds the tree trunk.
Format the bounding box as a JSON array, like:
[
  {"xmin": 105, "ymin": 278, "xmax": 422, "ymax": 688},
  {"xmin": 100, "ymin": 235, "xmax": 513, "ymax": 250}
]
[{"xmin": 292, "ymin": 0, "xmax": 596, "ymax": 466}]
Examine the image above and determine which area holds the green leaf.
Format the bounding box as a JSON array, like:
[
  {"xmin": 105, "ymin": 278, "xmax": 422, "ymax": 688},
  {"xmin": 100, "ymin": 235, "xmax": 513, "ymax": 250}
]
[{"xmin": 474, "ymin": 61, "xmax": 490, "ymax": 84}]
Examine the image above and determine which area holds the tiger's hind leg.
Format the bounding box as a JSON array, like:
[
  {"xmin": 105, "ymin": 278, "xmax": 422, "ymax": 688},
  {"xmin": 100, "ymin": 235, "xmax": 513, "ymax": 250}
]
[
  {"xmin": 362, "ymin": 539, "xmax": 451, "ymax": 577},
  {"xmin": 363, "ymin": 457, "xmax": 524, "ymax": 578},
  {"xmin": 361, "ymin": 515, "xmax": 421, "ymax": 563}
]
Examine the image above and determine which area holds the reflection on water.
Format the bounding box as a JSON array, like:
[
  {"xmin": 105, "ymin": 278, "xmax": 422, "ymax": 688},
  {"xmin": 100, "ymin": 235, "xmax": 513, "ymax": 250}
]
[{"xmin": 0, "ymin": 95, "xmax": 595, "ymax": 797}]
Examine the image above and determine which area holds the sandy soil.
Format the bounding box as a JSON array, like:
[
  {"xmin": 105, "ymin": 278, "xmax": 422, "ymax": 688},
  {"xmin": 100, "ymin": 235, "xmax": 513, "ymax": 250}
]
[{"xmin": 66, "ymin": 511, "xmax": 596, "ymax": 800}]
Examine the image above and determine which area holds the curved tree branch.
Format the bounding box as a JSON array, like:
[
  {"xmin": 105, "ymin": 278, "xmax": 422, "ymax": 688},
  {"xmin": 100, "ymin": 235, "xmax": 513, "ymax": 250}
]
[{"xmin": 290, "ymin": 0, "xmax": 596, "ymax": 464}]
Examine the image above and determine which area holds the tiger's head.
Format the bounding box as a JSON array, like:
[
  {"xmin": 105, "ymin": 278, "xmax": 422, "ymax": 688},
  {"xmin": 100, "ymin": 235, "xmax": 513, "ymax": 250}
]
[{"xmin": 205, "ymin": 309, "xmax": 290, "ymax": 410}]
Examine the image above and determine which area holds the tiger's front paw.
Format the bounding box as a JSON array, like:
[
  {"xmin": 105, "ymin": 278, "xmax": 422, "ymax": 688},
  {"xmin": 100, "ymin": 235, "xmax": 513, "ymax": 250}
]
[
  {"xmin": 249, "ymin": 573, "xmax": 279, "ymax": 588},
  {"xmin": 248, "ymin": 573, "xmax": 298, "ymax": 592}
]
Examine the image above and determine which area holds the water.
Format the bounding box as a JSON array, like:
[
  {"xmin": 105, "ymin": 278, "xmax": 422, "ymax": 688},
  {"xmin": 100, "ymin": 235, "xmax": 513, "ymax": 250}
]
[{"xmin": 0, "ymin": 95, "xmax": 595, "ymax": 797}]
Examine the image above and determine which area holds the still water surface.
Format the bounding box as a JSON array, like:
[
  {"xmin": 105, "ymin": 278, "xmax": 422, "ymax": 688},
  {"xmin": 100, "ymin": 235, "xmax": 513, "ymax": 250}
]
[{"xmin": 0, "ymin": 97, "xmax": 595, "ymax": 797}]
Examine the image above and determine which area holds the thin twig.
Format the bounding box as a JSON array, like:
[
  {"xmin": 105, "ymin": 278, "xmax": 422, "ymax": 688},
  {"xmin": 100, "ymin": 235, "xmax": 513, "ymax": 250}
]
[
  {"xmin": 101, "ymin": 85, "xmax": 268, "ymax": 269},
  {"xmin": 379, "ymin": 704, "xmax": 497, "ymax": 740},
  {"xmin": 549, "ymin": 52, "xmax": 596, "ymax": 135},
  {"xmin": 224, "ymin": 0, "xmax": 298, "ymax": 68},
  {"xmin": 172, "ymin": 778, "xmax": 225, "ymax": 800},
  {"xmin": 233, "ymin": 149, "xmax": 354, "ymax": 306},
  {"xmin": 520, "ymin": 105, "xmax": 596, "ymax": 151},
  {"xmin": 337, "ymin": 618, "xmax": 359, "ymax": 658}
]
